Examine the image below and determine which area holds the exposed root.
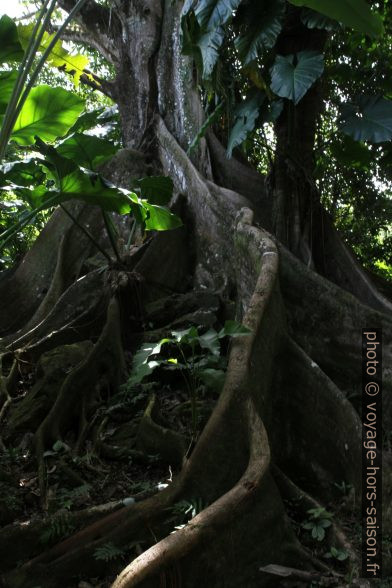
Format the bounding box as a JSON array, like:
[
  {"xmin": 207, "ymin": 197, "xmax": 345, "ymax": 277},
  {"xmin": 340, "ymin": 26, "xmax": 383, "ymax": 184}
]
[
  {"xmin": 136, "ymin": 394, "xmax": 188, "ymax": 467},
  {"xmin": 112, "ymin": 402, "xmax": 270, "ymax": 588},
  {"xmin": 34, "ymin": 296, "xmax": 126, "ymax": 503}
]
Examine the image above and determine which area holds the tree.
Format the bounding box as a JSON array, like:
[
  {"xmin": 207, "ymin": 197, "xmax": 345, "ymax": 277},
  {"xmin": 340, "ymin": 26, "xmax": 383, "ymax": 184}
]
[{"xmin": 0, "ymin": 1, "xmax": 391, "ymax": 587}]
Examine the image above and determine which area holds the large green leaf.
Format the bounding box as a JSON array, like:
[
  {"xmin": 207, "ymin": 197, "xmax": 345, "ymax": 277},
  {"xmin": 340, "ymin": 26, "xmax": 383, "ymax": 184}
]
[
  {"xmin": 135, "ymin": 176, "xmax": 174, "ymax": 206},
  {"xmin": 66, "ymin": 106, "xmax": 118, "ymax": 136},
  {"xmin": 143, "ymin": 203, "xmax": 183, "ymax": 231},
  {"xmin": 0, "ymin": 15, "xmax": 24, "ymax": 63},
  {"xmin": 226, "ymin": 91, "xmax": 265, "ymax": 157},
  {"xmin": 0, "ymin": 158, "xmax": 46, "ymax": 187},
  {"xmin": 235, "ymin": 0, "xmax": 285, "ymax": 64},
  {"xmin": 287, "ymin": 0, "xmax": 383, "ymax": 37},
  {"xmin": 11, "ymin": 85, "xmax": 85, "ymax": 145},
  {"xmin": 18, "ymin": 24, "xmax": 90, "ymax": 86},
  {"xmin": 194, "ymin": 0, "xmax": 241, "ymax": 29},
  {"xmin": 0, "ymin": 70, "xmax": 18, "ymax": 115},
  {"xmin": 270, "ymin": 51, "xmax": 324, "ymax": 105},
  {"xmin": 197, "ymin": 27, "xmax": 225, "ymax": 78},
  {"xmin": 340, "ymin": 96, "xmax": 392, "ymax": 143},
  {"xmin": 300, "ymin": 8, "xmax": 340, "ymax": 31},
  {"xmin": 57, "ymin": 133, "xmax": 117, "ymax": 170},
  {"xmin": 182, "ymin": 0, "xmax": 241, "ymax": 78}
]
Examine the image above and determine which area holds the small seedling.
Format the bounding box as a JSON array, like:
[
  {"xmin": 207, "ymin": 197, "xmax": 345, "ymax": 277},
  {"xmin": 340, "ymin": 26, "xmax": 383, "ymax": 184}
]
[
  {"xmin": 324, "ymin": 546, "xmax": 349, "ymax": 561},
  {"xmin": 302, "ymin": 507, "xmax": 333, "ymax": 541},
  {"xmin": 125, "ymin": 321, "xmax": 251, "ymax": 437}
]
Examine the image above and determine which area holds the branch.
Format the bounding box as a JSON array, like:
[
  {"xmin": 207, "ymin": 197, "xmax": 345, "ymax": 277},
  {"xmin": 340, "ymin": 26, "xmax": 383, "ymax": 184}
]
[
  {"xmin": 55, "ymin": 26, "xmax": 118, "ymax": 64},
  {"xmin": 57, "ymin": 0, "xmax": 120, "ymax": 62}
]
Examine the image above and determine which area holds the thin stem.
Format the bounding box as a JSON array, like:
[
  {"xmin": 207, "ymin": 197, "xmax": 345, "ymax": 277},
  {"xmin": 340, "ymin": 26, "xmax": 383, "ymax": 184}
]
[
  {"xmin": 60, "ymin": 204, "xmax": 112, "ymax": 262},
  {"xmin": 126, "ymin": 218, "xmax": 137, "ymax": 249},
  {"xmin": 102, "ymin": 210, "xmax": 121, "ymax": 263}
]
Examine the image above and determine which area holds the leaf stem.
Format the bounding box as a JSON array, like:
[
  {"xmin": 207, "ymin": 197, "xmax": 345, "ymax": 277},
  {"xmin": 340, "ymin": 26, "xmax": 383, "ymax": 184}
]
[{"xmin": 60, "ymin": 204, "xmax": 112, "ymax": 262}]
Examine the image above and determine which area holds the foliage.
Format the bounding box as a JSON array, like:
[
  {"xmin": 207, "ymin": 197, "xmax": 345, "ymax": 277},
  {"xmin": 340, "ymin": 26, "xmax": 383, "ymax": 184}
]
[
  {"xmin": 270, "ymin": 51, "xmax": 324, "ymax": 105},
  {"xmin": 181, "ymin": 0, "xmax": 392, "ymax": 279},
  {"xmin": 324, "ymin": 546, "xmax": 349, "ymax": 561},
  {"xmin": 40, "ymin": 512, "xmax": 76, "ymax": 544},
  {"xmin": 125, "ymin": 321, "xmax": 251, "ymax": 436},
  {"xmin": 94, "ymin": 542, "xmax": 125, "ymax": 562},
  {"xmin": 127, "ymin": 321, "xmax": 251, "ymax": 389},
  {"xmin": 287, "ymin": 0, "xmax": 384, "ymax": 37},
  {"xmin": 0, "ymin": 6, "xmax": 182, "ymax": 266},
  {"xmin": 17, "ymin": 23, "xmax": 91, "ymax": 86},
  {"xmin": 301, "ymin": 507, "xmax": 333, "ymax": 541}
]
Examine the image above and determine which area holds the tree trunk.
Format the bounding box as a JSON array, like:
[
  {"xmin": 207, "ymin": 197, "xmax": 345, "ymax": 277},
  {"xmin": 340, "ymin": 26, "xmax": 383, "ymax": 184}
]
[{"xmin": 0, "ymin": 2, "xmax": 391, "ymax": 587}]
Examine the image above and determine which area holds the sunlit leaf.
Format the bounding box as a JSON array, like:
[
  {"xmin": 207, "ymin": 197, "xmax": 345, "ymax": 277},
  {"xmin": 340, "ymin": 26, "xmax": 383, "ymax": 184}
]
[
  {"xmin": 136, "ymin": 176, "xmax": 174, "ymax": 205},
  {"xmin": 11, "ymin": 85, "xmax": 85, "ymax": 146},
  {"xmin": 143, "ymin": 203, "xmax": 183, "ymax": 231},
  {"xmin": 18, "ymin": 24, "xmax": 90, "ymax": 86}
]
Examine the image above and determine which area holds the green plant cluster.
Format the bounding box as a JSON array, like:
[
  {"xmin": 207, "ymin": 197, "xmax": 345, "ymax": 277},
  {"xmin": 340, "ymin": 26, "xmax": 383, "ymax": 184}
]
[{"xmin": 0, "ymin": 11, "xmax": 182, "ymax": 266}]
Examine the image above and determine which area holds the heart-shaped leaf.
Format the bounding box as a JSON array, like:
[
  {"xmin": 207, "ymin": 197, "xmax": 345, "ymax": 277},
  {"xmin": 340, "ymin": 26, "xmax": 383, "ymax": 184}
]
[
  {"xmin": 340, "ymin": 95, "xmax": 392, "ymax": 143},
  {"xmin": 270, "ymin": 51, "xmax": 324, "ymax": 105}
]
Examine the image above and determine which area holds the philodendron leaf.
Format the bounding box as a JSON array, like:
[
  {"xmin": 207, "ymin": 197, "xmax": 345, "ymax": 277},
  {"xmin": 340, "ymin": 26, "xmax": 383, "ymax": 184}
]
[
  {"xmin": 300, "ymin": 8, "xmax": 340, "ymax": 31},
  {"xmin": 11, "ymin": 85, "xmax": 85, "ymax": 146},
  {"xmin": 0, "ymin": 15, "xmax": 24, "ymax": 63},
  {"xmin": 227, "ymin": 90, "xmax": 265, "ymax": 157},
  {"xmin": 0, "ymin": 158, "xmax": 46, "ymax": 187},
  {"xmin": 339, "ymin": 96, "xmax": 392, "ymax": 143},
  {"xmin": 0, "ymin": 70, "xmax": 18, "ymax": 115},
  {"xmin": 18, "ymin": 24, "xmax": 90, "ymax": 86},
  {"xmin": 143, "ymin": 202, "xmax": 183, "ymax": 231},
  {"xmin": 235, "ymin": 0, "xmax": 285, "ymax": 64},
  {"xmin": 182, "ymin": 0, "xmax": 241, "ymax": 78},
  {"xmin": 270, "ymin": 51, "xmax": 324, "ymax": 105},
  {"xmin": 57, "ymin": 133, "xmax": 117, "ymax": 170},
  {"xmin": 136, "ymin": 176, "xmax": 174, "ymax": 205},
  {"xmin": 287, "ymin": 0, "xmax": 383, "ymax": 37},
  {"xmin": 193, "ymin": 0, "xmax": 241, "ymax": 29}
]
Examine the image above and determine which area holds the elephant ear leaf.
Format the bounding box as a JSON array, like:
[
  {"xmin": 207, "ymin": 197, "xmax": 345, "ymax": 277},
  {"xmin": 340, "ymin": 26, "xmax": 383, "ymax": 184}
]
[
  {"xmin": 226, "ymin": 91, "xmax": 265, "ymax": 158},
  {"xmin": 287, "ymin": 0, "xmax": 383, "ymax": 37},
  {"xmin": 181, "ymin": 0, "xmax": 241, "ymax": 78},
  {"xmin": 270, "ymin": 51, "xmax": 324, "ymax": 105},
  {"xmin": 0, "ymin": 15, "xmax": 24, "ymax": 63},
  {"xmin": 339, "ymin": 96, "xmax": 392, "ymax": 143},
  {"xmin": 11, "ymin": 85, "xmax": 85, "ymax": 146},
  {"xmin": 135, "ymin": 176, "xmax": 174, "ymax": 206},
  {"xmin": 300, "ymin": 8, "xmax": 340, "ymax": 31},
  {"xmin": 234, "ymin": 0, "xmax": 285, "ymax": 64}
]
